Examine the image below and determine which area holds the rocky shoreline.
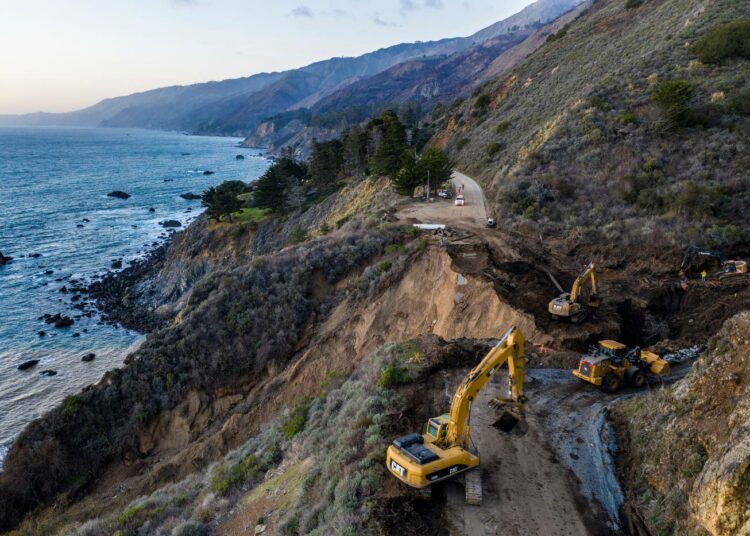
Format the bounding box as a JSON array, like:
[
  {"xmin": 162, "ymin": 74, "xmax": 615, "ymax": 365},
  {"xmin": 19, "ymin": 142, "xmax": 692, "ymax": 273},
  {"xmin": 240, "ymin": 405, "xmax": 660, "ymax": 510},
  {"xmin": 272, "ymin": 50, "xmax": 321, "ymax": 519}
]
[{"xmin": 87, "ymin": 241, "xmax": 170, "ymax": 334}]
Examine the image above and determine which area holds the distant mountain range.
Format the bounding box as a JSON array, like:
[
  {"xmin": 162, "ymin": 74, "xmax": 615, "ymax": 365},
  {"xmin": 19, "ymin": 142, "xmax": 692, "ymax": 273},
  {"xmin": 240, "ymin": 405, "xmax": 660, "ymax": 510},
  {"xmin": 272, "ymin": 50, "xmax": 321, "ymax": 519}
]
[{"xmin": 0, "ymin": 0, "xmax": 585, "ymax": 139}]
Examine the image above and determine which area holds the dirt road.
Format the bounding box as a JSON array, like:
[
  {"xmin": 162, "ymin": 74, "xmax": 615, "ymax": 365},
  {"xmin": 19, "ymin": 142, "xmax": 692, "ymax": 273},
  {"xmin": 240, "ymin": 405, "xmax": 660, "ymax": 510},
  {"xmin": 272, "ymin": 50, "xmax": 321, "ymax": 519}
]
[{"xmin": 397, "ymin": 171, "xmax": 488, "ymax": 227}]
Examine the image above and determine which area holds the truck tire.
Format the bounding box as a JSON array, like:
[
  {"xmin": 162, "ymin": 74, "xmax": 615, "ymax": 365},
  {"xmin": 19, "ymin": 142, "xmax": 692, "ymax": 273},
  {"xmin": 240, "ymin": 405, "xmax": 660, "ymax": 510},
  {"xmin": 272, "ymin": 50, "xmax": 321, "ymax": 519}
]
[
  {"xmin": 601, "ymin": 373, "xmax": 621, "ymax": 394},
  {"xmin": 626, "ymin": 367, "xmax": 647, "ymax": 389}
]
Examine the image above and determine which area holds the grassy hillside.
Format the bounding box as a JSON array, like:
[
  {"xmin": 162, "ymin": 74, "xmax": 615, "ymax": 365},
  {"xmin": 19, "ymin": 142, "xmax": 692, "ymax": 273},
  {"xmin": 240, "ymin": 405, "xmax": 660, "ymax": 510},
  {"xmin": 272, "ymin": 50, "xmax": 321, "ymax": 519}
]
[{"xmin": 439, "ymin": 0, "xmax": 750, "ymax": 250}]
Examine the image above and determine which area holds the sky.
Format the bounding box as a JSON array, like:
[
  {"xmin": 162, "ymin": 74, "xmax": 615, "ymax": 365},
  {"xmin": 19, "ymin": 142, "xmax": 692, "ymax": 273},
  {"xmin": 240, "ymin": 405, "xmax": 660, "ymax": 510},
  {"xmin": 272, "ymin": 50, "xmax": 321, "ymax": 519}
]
[{"xmin": 0, "ymin": 0, "xmax": 536, "ymax": 115}]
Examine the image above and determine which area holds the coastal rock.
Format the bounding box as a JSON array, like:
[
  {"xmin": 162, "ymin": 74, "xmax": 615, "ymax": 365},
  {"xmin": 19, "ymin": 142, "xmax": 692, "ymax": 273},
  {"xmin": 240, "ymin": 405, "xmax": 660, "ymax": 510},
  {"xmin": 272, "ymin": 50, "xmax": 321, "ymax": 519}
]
[
  {"xmin": 180, "ymin": 192, "xmax": 202, "ymax": 200},
  {"xmin": 236, "ymin": 154, "xmax": 245, "ymax": 160},
  {"xmin": 82, "ymin": 353, "xmax": 96, "ymax": 362},
  {"xmin": 148, "ymin": 207, "xmax": 156, "ymax": 213},
  {"xmin": 17, "ymin": 360, "xmax": 39, "ymax": 371},
  {"xmin": 44, "ymin": 269, "xmax": 54, "ymax": 275},
  {"xmin": 107, "ymin": 191, "xmax": 131, "ymax": 200},
  {"xmin": 160, "ymin": 220, "xmax": 182, "ymax": 228},
  {"xmin": 0, "ymin": 251, "xmax": 13, "ymax": 265},
  {"xmin": 164, "ymin": 179, "xmax": 174, "ymax": 182},
  {"xmin": 82, "ymin": 218, "xmax": 90, "ymax": 223},
  {"xmin": 72, "ymin": 332, "xmax": 81, "ymax": 337},
  {"xmin": 203, "ymin": 170, "xmax": 215, "ymax": 175},
  {"xmin": 55, "ymin": 314, "xmax": 75, "ymax": 328},
  {"xmin": 76, "ymin": 224, "xmax": 84, "ymax": 228},
  {"xmin": 38, "ymin": 331, "xmax": 46, "ymax": 337},
  {"xmin": 111, "ymin": 259, "xmax": 123, "ymax": 269},
  {"xmin": 39, "ymin": 370, "xmax": 58, "ymax": 377},
  {"xmin": 29, "ymin": 253, "xmax": 42, "ymax": 258}
]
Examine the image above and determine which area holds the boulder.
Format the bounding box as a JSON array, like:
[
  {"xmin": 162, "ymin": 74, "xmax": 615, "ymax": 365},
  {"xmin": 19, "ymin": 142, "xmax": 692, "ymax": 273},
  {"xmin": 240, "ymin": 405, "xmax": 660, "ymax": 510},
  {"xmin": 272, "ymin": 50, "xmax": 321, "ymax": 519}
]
[
  {"xmin": 148, "ymin": 207, "xmax": 156, "ymax": 213},
  {"xmin": 111, "ymin": 259, "xmax": 123, "ymax": 269},
  {"xmin": 0, "ymin": 251, "xmax": 13, "ymax": 265},
  {"xmin": 54, "ymin": 315, "xmax": 74, "ymax": 328},
  {"xmin": 72, "ymin": 332, "xmax": 81, "ymax": 337},
  {"xmin": 236, "ymin": 154, "xmax": 245, "ymax": 160},
  {"xmin": 203, "ymin": 170, "xmax": 215, "ymax": 175},
  {"xmin": 82, "ymin": 353, "xmax": 96, "ymax": 362},
  {"xmin": 82, "ymin": 218, "xmax": 90, "ymax": 223},
  {"xmin": 160, "ymin": 220, "xmax": 182, "ymax": 228},
  {"xmin": 18, "ymin": 360, "xmax": 40, "ymax": 371},
  {"xmin": 38, "ymin": 331, "xmax": 46, "ymax": 337},
  {"xmin": 76, "ymin": 224, "xmax": 84, "ymax": 228},
  {"xmin": 180, "ymin": 192, "xmax": 202, "ymax": 200},
  {"xmin": 107, "ymin": 191, "xmax": 131, "ymax": 200},
  {"xmin": 29, "ymin": 253, "xmax": 42, "ymax": 258},
  {"xmin": 39, "ymin": 370, "xmax": 58, "ymax": 377}
]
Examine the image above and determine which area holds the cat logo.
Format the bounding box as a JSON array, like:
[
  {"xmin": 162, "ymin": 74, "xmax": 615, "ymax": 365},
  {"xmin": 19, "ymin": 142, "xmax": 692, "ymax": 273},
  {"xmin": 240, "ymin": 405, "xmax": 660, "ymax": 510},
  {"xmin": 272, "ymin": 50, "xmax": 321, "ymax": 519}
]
[{"xmin": 390, "ymin": 460, "xmax": 406, "ymax": 478}]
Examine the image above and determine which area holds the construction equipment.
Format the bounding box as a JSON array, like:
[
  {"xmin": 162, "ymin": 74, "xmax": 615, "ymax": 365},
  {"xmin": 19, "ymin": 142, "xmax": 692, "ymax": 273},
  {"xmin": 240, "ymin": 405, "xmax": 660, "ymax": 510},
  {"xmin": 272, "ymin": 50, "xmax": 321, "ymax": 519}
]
[
  {"xmin": 680, "ymin": 246, "xmax": 748, "ymax": 281},
  {"xmin": 572, "ymin": 340, "xmax": 669, "ymax": 393},
  {"xmin": 386, "ymin": 327, "xmax": 526, "ymax": 494},
  {"xmin": 548, "ymin": 261, "xmax": 600, "ymax": 323}
]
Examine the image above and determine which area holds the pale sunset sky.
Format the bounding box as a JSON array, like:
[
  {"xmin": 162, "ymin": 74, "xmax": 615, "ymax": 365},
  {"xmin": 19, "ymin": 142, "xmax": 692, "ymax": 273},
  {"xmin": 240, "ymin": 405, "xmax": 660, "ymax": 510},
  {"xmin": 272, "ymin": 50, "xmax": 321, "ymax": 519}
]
[{"xmin": 0, "ymin": 0, "xmax": 536, "ymax": 114}]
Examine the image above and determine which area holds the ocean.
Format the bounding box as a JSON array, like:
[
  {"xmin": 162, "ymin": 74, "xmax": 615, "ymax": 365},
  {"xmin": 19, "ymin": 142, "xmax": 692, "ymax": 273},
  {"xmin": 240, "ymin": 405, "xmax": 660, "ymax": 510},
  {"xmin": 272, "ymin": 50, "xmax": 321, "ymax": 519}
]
[{"xmin": 0, "ymin": 127, "xmax": 269, "ymax": 467}]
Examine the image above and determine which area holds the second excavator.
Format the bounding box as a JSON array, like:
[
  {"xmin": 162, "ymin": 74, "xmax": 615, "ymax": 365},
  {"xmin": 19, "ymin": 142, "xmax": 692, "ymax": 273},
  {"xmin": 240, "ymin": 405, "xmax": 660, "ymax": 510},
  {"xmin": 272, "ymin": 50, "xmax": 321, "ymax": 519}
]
[
  {"xmin": 548, "ymin": 261, "xmax": 600, "ymax": 323},
  {"xmin": 386, "ymin": 327, "xmax": 526, "ymax": 501}
]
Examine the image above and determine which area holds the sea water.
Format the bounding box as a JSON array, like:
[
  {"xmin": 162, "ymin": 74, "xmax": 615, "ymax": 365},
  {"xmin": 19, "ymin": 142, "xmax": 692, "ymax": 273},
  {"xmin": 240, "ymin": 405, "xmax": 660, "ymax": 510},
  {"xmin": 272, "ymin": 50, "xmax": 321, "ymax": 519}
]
[{"xmin": 0, "ymin": 127, "xmax": 269, "ymax": 467}]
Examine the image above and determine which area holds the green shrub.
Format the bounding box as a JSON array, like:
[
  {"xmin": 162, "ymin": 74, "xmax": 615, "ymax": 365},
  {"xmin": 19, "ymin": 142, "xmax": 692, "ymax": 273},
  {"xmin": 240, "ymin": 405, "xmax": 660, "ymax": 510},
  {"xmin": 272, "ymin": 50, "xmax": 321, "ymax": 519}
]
[
  {"xmin": 706, "ymin": 224, "xmax": 745, "ymax": 247},
  {"xmin": 117, "ymin": 506, "xmax": 142, "ymax": 526},
  {"xmin": 625, "ymin": 0, "xmax": 644, "ymax": 9},
  {"xmin": 690, "ymin": 19, "xmax": 750, "ymax": 64},
  {"xmin": 283, "ymin": 400, "xmax": 311, "ymax": 439},
  {"xmin": 62, "ymin": 396, "xmax": 79, "ymax": 417},
  {"xmin": 474, "ymin": 93, "xmax": 491, "ymax": 109},
  {"xmin": 290, "ymin": 227, "xmax": 309, "ymax": 244},
  {"xmin": 279, "ymin": 516, "xmax": 300, "ymax": 536},
  {"xmin": 729, "ymin": 91, "xmax": 750, "ymax": 116},
  {"xmin": 378, "ymin": 365, "xmax": 410, "ymax": 388},
  {"xmin": 547, "ymin": 26, "xmax": 568, "ymax": 42},
  {"xmin": 210, "ymin": 454, "xmax": 259, "ymax": 494},
  {"xmin": 652, "ymin": 80, "xmax": 695, "ymax": 127},
  {"xmin": 589, "ymin": 96, "xmax": 611, "ymax": 111},
  {"xmin": 620, "ymin": 110, "xmax": 638, "ymax": 124},
  {"xmin": 495, "ymin": 120, "xmax": 511, "ymax": 134},
  {"xmin": 668, "ymin": 181, "xmax": 725, "ymax": 220},
  {"xmin": 377, "ymin": 260, "xmax": 393, "ymax": 273},
  {"xmin": 319, "ymin": 222, "xmax": 331, "ymax": 235},
  {"xmin": 485, "ymin": 142, "xmax": 502, "ymax": 159},
  {"xmin": 384, "ymin": 244, "xmax": 404, "ymax": 255},
  {"xmin": 172, "ymin": 520, "xmax": 205, "ymax": 536}
]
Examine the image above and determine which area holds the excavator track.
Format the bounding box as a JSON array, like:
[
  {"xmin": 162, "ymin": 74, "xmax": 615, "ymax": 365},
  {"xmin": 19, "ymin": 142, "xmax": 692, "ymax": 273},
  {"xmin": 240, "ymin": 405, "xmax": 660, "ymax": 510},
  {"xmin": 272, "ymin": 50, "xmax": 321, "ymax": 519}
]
[{"xmin": 464, "ymin": 468, "xmax": 482, "ymax": 505}]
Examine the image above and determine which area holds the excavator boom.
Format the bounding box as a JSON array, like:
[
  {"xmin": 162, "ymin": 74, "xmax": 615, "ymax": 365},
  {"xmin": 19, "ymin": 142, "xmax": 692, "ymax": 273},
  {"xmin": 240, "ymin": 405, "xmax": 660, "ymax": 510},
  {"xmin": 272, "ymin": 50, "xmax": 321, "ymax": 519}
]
[
  {"xmin": 446, "ymin": 327, "xmax": 525, "ymax": 448},
  {"xmin": 549, "ymin": 261, "xmax": 599, "ymax": 322}
]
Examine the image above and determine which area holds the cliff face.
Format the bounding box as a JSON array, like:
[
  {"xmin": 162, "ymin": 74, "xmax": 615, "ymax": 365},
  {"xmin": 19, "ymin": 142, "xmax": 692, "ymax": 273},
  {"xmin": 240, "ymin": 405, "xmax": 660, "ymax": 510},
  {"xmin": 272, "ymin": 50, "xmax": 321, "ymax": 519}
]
[{"xmin": 619, "ymin": 311, "xmax": 750, "ymax": 536}]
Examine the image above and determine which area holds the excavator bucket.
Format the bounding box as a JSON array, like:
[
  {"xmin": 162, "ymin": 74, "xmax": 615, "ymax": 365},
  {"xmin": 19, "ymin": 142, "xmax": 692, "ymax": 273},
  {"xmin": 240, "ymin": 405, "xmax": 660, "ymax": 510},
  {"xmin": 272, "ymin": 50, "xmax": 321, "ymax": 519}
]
[{"xmin": 488, "ymin": 399, "xmax": 523, "ymax": 433}]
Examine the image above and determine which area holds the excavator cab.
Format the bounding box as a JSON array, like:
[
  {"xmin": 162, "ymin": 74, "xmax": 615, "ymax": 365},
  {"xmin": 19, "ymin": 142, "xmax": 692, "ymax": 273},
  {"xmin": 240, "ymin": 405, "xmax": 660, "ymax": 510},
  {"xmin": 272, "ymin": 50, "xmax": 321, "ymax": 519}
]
[{"xmin": 548, "ymin": 262, "xmax": 599, "ymax": 323}]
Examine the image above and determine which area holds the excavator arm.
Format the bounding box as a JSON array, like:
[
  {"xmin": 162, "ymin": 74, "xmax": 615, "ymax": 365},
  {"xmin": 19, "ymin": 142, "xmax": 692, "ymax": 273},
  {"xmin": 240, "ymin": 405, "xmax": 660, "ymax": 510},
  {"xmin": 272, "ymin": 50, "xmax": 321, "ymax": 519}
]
[
  {"xmin": 445, "ymin": 327, "xmax": 526, "ymax": 449},
  {"xmin": 569, "ymin": 262, "xmax": 597, "ymax": 304}
]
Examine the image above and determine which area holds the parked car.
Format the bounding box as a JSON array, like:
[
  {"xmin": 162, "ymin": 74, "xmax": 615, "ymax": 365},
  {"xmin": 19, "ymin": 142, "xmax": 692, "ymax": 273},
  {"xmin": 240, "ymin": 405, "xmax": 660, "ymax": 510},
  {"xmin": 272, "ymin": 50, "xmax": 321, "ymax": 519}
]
[
  {"xmin": 455, "ymin": 194, "xmax": 465, "ymax": 206},
  {"xmin": 487, "ymin": 218, "xmax": 496, "ymax": 228},
  {"xmin": 437, "ymin": 189, "xmax": 453, "ymax": 199}
]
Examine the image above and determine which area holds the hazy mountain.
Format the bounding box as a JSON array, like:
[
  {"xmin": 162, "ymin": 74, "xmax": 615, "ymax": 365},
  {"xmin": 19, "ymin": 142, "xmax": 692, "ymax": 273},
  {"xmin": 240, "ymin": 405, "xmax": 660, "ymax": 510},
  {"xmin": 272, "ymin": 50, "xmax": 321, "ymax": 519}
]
[{"xmin": 0, "ymin": 0, "xmax": 586, "ymax": 136}]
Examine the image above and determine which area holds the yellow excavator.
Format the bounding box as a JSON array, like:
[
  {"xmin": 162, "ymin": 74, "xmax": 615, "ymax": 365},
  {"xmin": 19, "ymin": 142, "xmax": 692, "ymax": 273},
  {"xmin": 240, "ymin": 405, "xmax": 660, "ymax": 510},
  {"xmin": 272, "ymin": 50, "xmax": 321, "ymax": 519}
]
[
  {"xmin": 386, "ymin": 326, "xmax": 526, "ymax": 496},
  {"xmin": 548, "ymin": 261, "xmax": 599, "ymax": 323}
]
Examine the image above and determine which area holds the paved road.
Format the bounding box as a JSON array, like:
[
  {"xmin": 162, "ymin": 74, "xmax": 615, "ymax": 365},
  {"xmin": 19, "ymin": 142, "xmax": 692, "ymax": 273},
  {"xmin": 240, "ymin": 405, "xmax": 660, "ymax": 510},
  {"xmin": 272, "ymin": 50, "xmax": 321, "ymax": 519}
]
[{"xmin": 396, "ymin": 170, "xmax": 488, "ymax": 227}]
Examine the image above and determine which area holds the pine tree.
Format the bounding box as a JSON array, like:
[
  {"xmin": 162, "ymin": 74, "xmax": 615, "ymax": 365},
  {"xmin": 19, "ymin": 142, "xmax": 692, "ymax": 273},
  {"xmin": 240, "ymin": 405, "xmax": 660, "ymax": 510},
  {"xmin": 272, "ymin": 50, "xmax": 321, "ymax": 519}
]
[
  {"xmin": 309, "ymin": 139, "xmax": 343, "ymax": 190},
  {"xmin": 391, "ymin": 150, "xmax": 422, "ymax": 196},
  {"xmin": 252, "ymin": 159, "xmax": 307, "ymax": 213},
  {"xmin": 417, "ymin": 147, "xmax": 454, "ymax": 193},
  {"xmin": 201, "ymin": 180, "xmax": 248, "ymax": 222},
  {"xmin": 369, "ymin": 110, "xmax": 407, "ymax": 178},
  {"xmin": 342, "ymin": 125, "xmax": 366, "ymax": 177}
]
